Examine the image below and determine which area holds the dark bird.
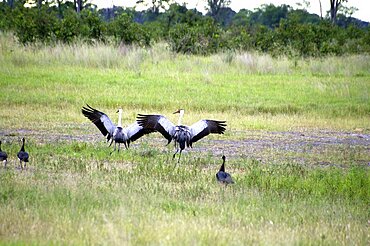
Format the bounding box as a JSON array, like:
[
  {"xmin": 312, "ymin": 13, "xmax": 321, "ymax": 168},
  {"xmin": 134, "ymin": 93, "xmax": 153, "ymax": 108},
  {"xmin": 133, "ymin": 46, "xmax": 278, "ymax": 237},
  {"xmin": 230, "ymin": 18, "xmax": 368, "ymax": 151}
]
[
  {"xmin": 0, "ymin": 141, "xmax": 8, "ymax": 168},
  {"xmin": 216, "ymin": 155, "xmax": 234, "ymax": 184},
  {"xmin": 82, "ymin": 104, "xmax": 155, "ymax": 154},
  {"xmin": 17, "ymin": 138, "xmax": 29, "ymax": 170},
  {"xmin": 137, "ymin": 109, "xmax": 226, "ymax": 162}
]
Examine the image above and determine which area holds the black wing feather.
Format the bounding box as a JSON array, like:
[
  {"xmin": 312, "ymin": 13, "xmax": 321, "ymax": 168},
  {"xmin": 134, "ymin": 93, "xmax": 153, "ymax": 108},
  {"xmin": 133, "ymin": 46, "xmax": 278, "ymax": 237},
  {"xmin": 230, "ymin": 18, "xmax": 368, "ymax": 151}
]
[
  {"xmin": 137, "ymin": 114, "xmax": 174, "ymax": 144},
  {"xmin": 129, "ymin": 127, "xmax": 156, "ymax": 142},
  {"xmin": 82, "ymin": 104, "xmax": 112, "ymax": 141},
  {"xmin": 17, "ymin": 151, "xmax": 29, "ymax": 162},
  {"xmin": 216, "ymin": 171, "xmax": 234, "ymax": 184},
  {"xmin": 190, "ymin": 120, "xmax": 227, "ymax": 144}
]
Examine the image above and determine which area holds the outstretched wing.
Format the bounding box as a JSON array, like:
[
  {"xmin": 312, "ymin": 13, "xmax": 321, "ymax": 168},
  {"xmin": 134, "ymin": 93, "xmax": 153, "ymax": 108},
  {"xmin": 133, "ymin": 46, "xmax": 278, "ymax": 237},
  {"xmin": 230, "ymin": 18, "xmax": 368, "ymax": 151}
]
[
  {"xmin": 125, "ymin": 122, "xmax": 156, "ymax": 143},
  {"xmin": 189, "ymin": 120, "xmax": 226, "ymax": 144},
  {"xmin": 81, "ymin": 104, "xmax": 116, "ymax": 142},
  {"xmin": 137, "ymin": 114, "xmax": 176, "ymax": 144}
]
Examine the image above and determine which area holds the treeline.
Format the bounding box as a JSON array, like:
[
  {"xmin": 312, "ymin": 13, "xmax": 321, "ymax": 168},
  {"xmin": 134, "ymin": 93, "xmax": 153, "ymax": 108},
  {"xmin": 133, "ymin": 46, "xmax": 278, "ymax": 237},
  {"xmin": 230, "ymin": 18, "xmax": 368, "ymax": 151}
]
[{"xmin": 0, "ymin": 1, "xmax": 369, "ymax": 57}]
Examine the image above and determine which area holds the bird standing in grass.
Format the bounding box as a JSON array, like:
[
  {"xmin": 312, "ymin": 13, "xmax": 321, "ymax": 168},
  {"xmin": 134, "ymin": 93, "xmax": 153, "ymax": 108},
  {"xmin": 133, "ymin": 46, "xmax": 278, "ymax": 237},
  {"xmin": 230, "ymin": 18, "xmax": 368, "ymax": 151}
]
[
  {"xmin": 17, "ymin": 138, "xmax": 29, "ymax": 170},
  {"xmin": 137, "ymin": 109, "xmax": 226, "ymax": 162},
  {"xmin": 82, "ymin": 104, "xmax": 155, "ymax": 154},
  {"xmin": 0, "ymin": 141, "xmax": 8, "ymax": 168},
  {"xmin": 216, "ymin": 155, "xmax": 234, "ymax": 184}
]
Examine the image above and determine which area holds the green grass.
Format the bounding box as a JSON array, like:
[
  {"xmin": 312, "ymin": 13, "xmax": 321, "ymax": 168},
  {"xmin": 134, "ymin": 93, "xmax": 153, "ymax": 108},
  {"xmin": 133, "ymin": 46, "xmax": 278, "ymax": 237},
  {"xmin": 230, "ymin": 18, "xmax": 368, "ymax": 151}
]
[
  {"xmin": 0, "ymin": 34, "xmax": 369, "ymax": 132},
  {"xmin": 0, "ymin": 34, "xmax": 369, "ymax": 245},
  {"xmin": 0, "ymin": 141, "xmax": 368, "ymax": 245}
]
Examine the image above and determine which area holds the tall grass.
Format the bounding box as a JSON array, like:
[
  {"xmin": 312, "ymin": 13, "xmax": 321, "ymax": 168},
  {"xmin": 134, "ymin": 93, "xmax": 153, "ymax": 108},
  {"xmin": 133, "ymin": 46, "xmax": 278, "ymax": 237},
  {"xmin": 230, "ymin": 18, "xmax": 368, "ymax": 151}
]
[{"xmin": 1, "ymin": 34, "xmax": 369, "ymax": 132}]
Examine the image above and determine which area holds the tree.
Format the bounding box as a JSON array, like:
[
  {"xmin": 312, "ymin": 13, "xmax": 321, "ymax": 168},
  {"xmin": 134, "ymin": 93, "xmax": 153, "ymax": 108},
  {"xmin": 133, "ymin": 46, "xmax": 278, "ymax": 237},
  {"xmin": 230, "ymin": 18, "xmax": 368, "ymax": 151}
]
[
  {"xmin": 249, "ymin": 4, "xmax": 291, "ymax": 28},
  {"xmin": 231, "ymin": 9, "xmax": 252, "ymax": 26},
  {"xmin": 329, "ymin": 0, "xmax": 347, "ymax": 24},
  {"xmin": 135, "ymin": 0, "xmax": 171, "ymax": 14},
  {"xmin": 205, "ymin": 0, "xmax": 230, "ymax": 18}
]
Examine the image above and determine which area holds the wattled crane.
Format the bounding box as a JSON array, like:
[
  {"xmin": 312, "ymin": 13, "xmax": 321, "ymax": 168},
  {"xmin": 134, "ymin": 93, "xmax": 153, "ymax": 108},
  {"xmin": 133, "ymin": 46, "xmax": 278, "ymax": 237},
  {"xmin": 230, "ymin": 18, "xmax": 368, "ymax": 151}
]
[
  {"xmin": 82, "ymin": 104, "xmax": 155, "ymax": 154},
  {"xmin": 0, "ymin": 141, "xmax": 8, "ymax": 168},
  {"xmin": 137, "ymin": 109, "xmax": 226, "ymax": 162},
  {"xmin": 216, "ymin": 155, "xmax": 234, "ymax": 185},
  {"xmin": 17, "ymin": 138, "xmax": 29, "ymax": 170}
]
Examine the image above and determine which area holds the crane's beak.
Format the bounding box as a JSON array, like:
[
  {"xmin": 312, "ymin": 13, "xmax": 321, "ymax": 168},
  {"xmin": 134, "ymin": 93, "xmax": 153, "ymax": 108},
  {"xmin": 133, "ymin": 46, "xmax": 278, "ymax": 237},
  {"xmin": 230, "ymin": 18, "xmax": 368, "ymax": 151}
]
[
  {"xmin": 116, "ymin": 110, "xmax": 119, "ymax": 113},
  {"xmin": 173, "ymin": 110, "xmax": 180, "ymax": 114}
]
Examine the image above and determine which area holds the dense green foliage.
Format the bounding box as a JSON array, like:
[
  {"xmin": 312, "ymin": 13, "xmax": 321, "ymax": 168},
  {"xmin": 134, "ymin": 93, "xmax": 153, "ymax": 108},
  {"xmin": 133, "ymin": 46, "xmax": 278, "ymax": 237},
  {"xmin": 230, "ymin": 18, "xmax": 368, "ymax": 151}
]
[{"xmin": 0, "ymin": 1, "xmax": 369, "ymax": 56}]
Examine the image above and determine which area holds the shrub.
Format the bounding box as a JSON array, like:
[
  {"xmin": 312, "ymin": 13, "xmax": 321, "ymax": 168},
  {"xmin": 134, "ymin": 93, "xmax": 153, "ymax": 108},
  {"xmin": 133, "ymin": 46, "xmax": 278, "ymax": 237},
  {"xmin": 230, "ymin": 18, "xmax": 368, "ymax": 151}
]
[
  {"xmin": 108, "ymin": 13, "xmax": 151, "ymax": 46},
  {"xmin": 14, "ymin": 5, "xmax": 58, "ymax": 44},
  {"xmin": 55, "ymin": 9, "xmax": 81, "ymax": 43},
  {"xmin": 79, "ymin": 9, "xmax": 106, "ymax": 42},
  {"xmin": 167, "ymin": 18, "xmax": 224, "ymax": 55}
]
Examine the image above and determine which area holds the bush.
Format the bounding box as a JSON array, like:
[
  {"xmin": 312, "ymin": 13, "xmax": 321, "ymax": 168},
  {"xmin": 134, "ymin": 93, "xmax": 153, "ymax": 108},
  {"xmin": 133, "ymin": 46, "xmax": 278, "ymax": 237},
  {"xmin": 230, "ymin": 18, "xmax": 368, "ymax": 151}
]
[
  {"xmin": 14, "ymin": 5, "xmax": 58, "ymax": 44},
  {"xmin": 167, "ymin": 18, "xmax": 224, "ymax": 55},
  {"xmin": 108, "ymin": 13, "xmax": 151, "ymax": 46},
  {"xmin": 79, "ymin": 9, "xmax": 106, "ymax": 42},
  {"xmin": 55, "ymin": 10, "xmax": 81, "ymax": 43}
]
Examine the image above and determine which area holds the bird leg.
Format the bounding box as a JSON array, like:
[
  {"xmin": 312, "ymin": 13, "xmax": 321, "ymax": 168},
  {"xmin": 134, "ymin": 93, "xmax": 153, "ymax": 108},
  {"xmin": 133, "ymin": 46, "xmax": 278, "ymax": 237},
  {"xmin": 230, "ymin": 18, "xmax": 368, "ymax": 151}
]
[
  {"xmin": 177, "ymin": 149, "xmax": 183, "ymax": 163},
  {"xmin": 118, "ymin": 143, "xmax": 121, "ymax": 152},
  {"xmin": 123, "ymin": 142, "xmax": 128, "ymax": 150},
  {"xmin": 108, "ymin": 139, "xmax": 114, "ymax": 147},
  {"xmin": 172, "ymin": 148, "xmax": 179, "ymax": 160},
  {"xmin": 19, "ymin": 161, "xmax": 23, "ymax": 170},
  {"xmin": 110, "ymin": 142, "xmax": 117, "ymax": 155}
]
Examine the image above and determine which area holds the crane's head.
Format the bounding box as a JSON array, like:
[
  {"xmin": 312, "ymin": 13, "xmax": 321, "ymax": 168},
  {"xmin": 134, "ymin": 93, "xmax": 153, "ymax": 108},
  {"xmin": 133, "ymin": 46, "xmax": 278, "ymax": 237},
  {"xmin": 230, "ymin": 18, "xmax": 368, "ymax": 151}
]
[
  {"xmin": 116, "ymin": 108, "xmax": 123, "ymax": 114},
  {"xmin": 173, "ymin": 109, "xmax": 184, "ymax": 114}
]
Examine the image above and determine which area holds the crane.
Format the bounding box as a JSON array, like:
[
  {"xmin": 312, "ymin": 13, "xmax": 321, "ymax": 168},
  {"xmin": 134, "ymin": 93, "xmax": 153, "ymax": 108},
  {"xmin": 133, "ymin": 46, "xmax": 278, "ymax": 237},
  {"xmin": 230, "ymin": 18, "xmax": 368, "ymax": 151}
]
[
  {"xmin": 17, "ymin": 138, "xmax": 29, "ymax": 170},
  {"xmin": 216, "ymin": 155, "xmax": 234, "ymax": 185},
  {"xmin": 137, "ymin": 109, "xmax": 226, "ymax": 162},
  {"xmin": 82, "ymin": 104, "xmax": 155, "ymax": 154},
  {"xmin": 0, "ymin": 141, "xmax": 8, "ymax": 168}
]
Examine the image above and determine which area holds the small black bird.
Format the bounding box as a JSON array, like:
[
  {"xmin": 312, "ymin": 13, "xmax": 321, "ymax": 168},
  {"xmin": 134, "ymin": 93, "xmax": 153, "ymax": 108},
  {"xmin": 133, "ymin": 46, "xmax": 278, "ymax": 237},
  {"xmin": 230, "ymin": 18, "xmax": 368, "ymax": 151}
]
[
  {"xmin": 216, "ymin": 155, "xmax": 234, "ymax": 184},
  {"xmin": 0, "ymin": 141, "xmax": 8, "ymax": 168},
  {"xmin": 17, "ymin": 138, "xmax": 29, "ymax": 170}
]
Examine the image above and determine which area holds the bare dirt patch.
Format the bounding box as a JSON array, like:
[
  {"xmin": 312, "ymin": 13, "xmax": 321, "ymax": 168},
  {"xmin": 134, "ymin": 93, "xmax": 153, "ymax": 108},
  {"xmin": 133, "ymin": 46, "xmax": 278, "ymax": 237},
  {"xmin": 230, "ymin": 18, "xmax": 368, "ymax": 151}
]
[{"xmin": 1, "ymin": 127, "xmax": 369, "ymax": 167}]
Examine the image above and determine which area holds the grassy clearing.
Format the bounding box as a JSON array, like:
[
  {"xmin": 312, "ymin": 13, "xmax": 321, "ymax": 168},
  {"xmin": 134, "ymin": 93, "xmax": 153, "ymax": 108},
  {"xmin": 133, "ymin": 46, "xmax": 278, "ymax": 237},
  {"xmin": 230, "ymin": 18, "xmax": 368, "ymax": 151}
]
[
  {"xmin": 0, "ymin": 141, "xmax": 369, "ymax": 245},
  {"xmin": 0, "ymin": 34, "xmax": 369, "ymax": 244}
]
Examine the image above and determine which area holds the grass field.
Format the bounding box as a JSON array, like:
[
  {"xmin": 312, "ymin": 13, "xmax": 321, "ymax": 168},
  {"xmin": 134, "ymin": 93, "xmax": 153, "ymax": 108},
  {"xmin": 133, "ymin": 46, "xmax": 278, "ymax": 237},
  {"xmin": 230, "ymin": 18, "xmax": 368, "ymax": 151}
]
[{"xmin": 0, "ymin": 34, "xmax": 369, "ymax": 245}]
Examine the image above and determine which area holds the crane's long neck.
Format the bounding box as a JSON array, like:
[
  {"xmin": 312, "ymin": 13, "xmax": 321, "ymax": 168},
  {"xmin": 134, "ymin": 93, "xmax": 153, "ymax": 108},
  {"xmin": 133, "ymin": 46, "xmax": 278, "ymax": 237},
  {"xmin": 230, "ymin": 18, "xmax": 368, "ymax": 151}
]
[
  {"xmin": 220, "ymin": 156, "xmax": 225, "ymax": 172},
  {"xmin": 21, "ymin": 139, "xmax": 25, "ymax": 151},
  {"xmin": 117, "ymin": 109, "xmax": 122, "ymax": 128},
  {"xmin": 0, "ymin": 141, "xmax": 2, "ymax": 151},
  {"xmin": 177, "ymin": 110, "xmax": 184, "ymax": 126}
]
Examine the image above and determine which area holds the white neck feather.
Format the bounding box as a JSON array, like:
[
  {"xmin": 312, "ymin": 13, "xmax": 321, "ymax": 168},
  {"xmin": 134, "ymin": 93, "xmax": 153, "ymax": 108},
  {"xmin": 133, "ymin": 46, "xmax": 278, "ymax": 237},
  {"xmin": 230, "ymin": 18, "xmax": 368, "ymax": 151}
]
[
  {"xmin": 177, "ymin": 109, "xmax": 184, "ymax": 125},
  {"xmin": 117, "ymin": 109, "xmax": 122, "ymax": 127}
]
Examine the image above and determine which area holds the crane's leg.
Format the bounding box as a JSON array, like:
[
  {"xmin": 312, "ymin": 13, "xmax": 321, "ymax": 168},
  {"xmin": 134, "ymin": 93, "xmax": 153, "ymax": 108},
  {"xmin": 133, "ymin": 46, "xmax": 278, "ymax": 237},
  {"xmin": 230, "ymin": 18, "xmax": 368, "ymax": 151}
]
[
  {"xmin": 172, "ymin": 148, "xmax": 179, "ymax": 159},
  {"xmin": 110, "ymin": 142, "xmax": 117, "ymax": 155},
  {"xmin": 108, "ymin": 138, "xmax": 114, "ymax": 147},
  {"xmin": 118, "ymin": 143, "xmax": 121, "ymax": 152},
  {"xmin": 20, "ymin": 160, "xmax": 23, "ymax": 170},
  {"xmin": 177, "ymin": 149, "xmax": 183, "ymax": 163},
  {"xmin": 123, "ymin": 142, "xmax": 128, "ymax": 150}
]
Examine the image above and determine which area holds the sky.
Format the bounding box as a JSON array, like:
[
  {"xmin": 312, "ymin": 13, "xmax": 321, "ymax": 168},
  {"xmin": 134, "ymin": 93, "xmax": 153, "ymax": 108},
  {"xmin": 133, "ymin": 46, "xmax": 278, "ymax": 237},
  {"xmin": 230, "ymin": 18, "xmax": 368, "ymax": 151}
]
[{"xmin": 91, "ymin": 0, "xmax": 370, "ymax": 22}]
